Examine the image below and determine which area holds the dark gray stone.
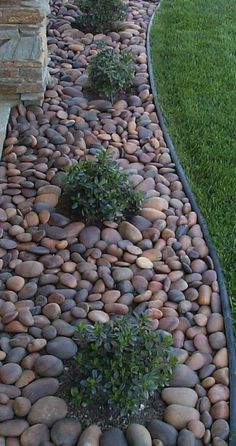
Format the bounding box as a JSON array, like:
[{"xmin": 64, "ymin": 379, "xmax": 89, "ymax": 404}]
[
  {"xmin": 170, "ymin": 364, "xmax": 199, "ymax": 388},
  {"xmin": 99, "ymin": 427, "xmax": 128, "ymax": 446},
  {"xmin": 51, "ymin": 418, "xmax": 82, "ymax": 445},
  {"xmin": 177, "ymin": 429, "xmax": 195, "ymax": 446},
  {"xmin": 146, "ymin": 419, "xmax": 178, "ymax": 446},
  {"xmin": 22, "ymin": 378, "xmax": 59, "ymax": 403},
  {"xmin": 46, "ymin": 336, "xmax": 77, "ymax": 359}
]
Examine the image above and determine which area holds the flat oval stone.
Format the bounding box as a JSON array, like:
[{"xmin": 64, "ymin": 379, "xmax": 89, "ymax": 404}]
[
  {"xmin": 143, "ymin": 197, "xmax": 169, "ymax": 211},
  {"xmin": 119, "ymin": 221, "xmax": 142, "ymax": 243},
  {"xmin": 101, "ymin": 228, "xmax": 122, "ymax": 244},
  {"xmin": 0, "ymin": 419, "xmax": 29, "ymax": 436},
  {"xmin": 15, "ymin": 261, "xmax": 44, "ymax": 278},
  {"xmin": 77, "ymin": 425, "xmax": 102, "ymax": 446},
  {"xmin": 40, "ymin": 255, "xmax": 63, "ymax": 269},
  {"xmin": 6, "ymin": 276, "xmax": 25, "ymax": 292},
  {"xmin": 79, "ymin": 226, "xmax": 101, "ymax": 248},
  {"xmin": 52, "ymin": 319, "xmax": 75, "ymax": 337},
  {"xmin": 88, "ymin": 310, "xmax": 110, "ymax": 324},
  {"xmin": 13, "ymin": 397, "xmax": 31, "ymax": 417},
  {"xmin": 43, "ymin": 303, "xmax": 61, "ymax": 320},
  {"xmin": 20, "ymin": 424, "xmax": 50, "ymax": 446},
  {"xmin": 164, "ymin": 404, "xmax": 200, "ymax": 429},
  {"xmin": 126, "ymin": 424, "xmax": 152, "ymax": 446},
  {"xmin": 27, "ymin": 396, "xmax": 67, "ymax": 427},
  {"xmin": 0, "ymin": 402, "xmax": 14, "ymax": 422},
  {"xmin": 51, "ymin": 418, "xmax": 82, "ymax": 445},
  {"xmin": 136, "ymin": 257, "xmax": 153, "ymax": 269},
  {"xmin": 207, "ymin": 313, "xmax": 224, "ymax": 333},
  {"xmin": 33, "ymin": 355, "xmax": 63, "ymax": 377},
  {"xmin": 0, "ymin": 239, "xmax": 17, "ymax": 249},
  {"xmin": 0, "ymin": 363, "xmax": 22, "ymax": 384},
  {"xmin": 170, "ymin": 364, "xmax": 199, "ymax": 387},
  {"xmin": 99, "ymin": 427, "xmax": 128, "ymax": 446},
  {"xmin": 158, "ymin": 317, "xmax": 179, "ymax": 332},
  {"xmin": 46, "ymin": 337, "xmax": 77, "ymax": 359},
  {"xmin": 177, "ymin": 429, "xmax": 195, "ymax": 446},
  {"xmin": 22, "ymin": 378, "xmax": 59, "ymax": 403},
  {"xmin": 211, "ymin": 419, "xmax": 229, "ymax": 440},
  {"xmin": 0, "ymin": 383, "xmax": 21, "ymax": 398},
  {"xmin": 208, "ymin": 384, "xmax": 229, "ymax": 404},
  {"xmin": 161, "ymin": 387, "xmax": 198, "ymax": 408},
  {"xmin": 146, "ymin": 419, "xmax": 178, "ymax": 446},
  {"xmin": 112, "ymin": 268, "xmax": 133, "ymax": 281},
  {"xmin": 168, "ymin": 289, "xmax": 185, "ymax": 303}
]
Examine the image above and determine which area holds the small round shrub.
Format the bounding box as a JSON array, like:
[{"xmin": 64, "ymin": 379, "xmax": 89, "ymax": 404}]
[
  {"xmin": 63, "ymin": 150, "xmax": 143, "ymax": 223},
  {"xmin": 72, "ymin": 314, "xmax": 177, "ymax": 415},
  {"xmin": 88, "ymin": 47, "xmax": 135, "ymax": 101},
  {"xmin": 74, "ymin": 0, "xmax": 128, "ymax": 34}
]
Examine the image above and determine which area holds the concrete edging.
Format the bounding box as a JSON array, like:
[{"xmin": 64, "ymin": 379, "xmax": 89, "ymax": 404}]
[{"xmin": 146, "ymin": 5, "xmax": 236, "ymax": 444}]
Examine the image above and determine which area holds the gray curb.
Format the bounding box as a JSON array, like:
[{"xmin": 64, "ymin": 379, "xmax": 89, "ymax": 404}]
[{"xmin": 146, "ymin": 6, "xmax": 236, "ymax": 444}]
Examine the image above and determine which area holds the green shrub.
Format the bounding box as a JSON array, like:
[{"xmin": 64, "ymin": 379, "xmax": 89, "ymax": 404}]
[
  {"xmin": 72, "ymin": 314, "xmax": 177, "ymax": 415},
  {"xmin": 63, "ymin": 150, "xmax": 143, "ymax": 223},
  {"xmin": 88, "ymin": 47, "xmax": 135, "ymax": 101},
  {"xmin": 74, "ymin": 0, "xmax": 128, "ymax": 33}
]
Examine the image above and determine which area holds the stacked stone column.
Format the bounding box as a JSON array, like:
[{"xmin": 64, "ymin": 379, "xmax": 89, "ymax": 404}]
[{"xmin": 0, "ymin": 0, "xmax": 50, "ymax": 104}]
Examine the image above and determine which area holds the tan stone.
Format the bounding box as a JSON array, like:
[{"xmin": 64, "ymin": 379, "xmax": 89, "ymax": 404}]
[
  {"xmin": 118, "ymin": 221, "xmax": 142, "ymax": 243},
  {"xmin": 141, "ymin": 208, "xmax": 166, "ymax": 221},
  {"xmin": 213, "ymin": 348, "xmax": 228, "ymax": 367},
  {"xmin": 35, "ymin": 193, "xmax": 59, "ymax": 207},
  {"xmin": 164, "ymin": 404, "xmax": 200, "ymax": 429},
  {"xmin": 161, "ymin": 387, "xmax": 198, "ymax": 408},
  {"xmin": 136, "ymin": 257, "xmax": 153, "ymax": 269},
  {"xmin": 143, "ymin": 197, "xmax": 169, "ymax": 211}
]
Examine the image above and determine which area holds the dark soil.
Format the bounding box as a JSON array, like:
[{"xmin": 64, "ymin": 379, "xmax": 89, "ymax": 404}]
[
  {"xmin": 57, "ymin": 359, "xmax": 165, "ymax": 430},
  {"xmin": 56, "ymin": 192, "xmax": 83, "ymax": 223}
]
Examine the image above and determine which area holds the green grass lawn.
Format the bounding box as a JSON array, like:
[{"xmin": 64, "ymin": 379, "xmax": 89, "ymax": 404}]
[{"xmin": 150, "ymin": 0, "xmax": 236, "ymax": 319}]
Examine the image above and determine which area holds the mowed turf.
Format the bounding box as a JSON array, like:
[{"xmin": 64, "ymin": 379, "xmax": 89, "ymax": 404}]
[{"xmin": 150, "ymin": 0, "xmax": 236, "ymax": 319}]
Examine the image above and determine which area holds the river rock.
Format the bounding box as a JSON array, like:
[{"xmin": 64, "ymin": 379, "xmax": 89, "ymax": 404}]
[
  {"xmin": 126, "ymin": 424, "xmax": 152, "ymax": 446},
  {"xmin": 33, "ymin": 355, "xmax": 63, "ymax": 377},
  {"xmin": 0, "ymin": 402, "xmax": 14, "ymax": 422},
  {"xmin": 15, "ymin": 261, "xmax": 44, "ymax": 278},
  {"xmin": 99, "ymin": 427, "xmax": 128, "ymax": 446},
  {"xmin": 211, "ymin": 419, "xmax": 229, "ymax": 440},
  {"xmin": 177, "ymin": 429, "xmax": 195, "ymax": 446},
  {"xmin": 79, "ymin": 227, "xmax": 101, "ymax": 248},
  {"xmin": 0, "ymin": 363, "xmax": 22, "ymax": 385},
  {"xmin": 46, "ymin": 337, "xmax": 77, "ymax": 359},
  {"xmin": 88, "ymin": 310, "xmax": 110, "ymax": 323},
  {"xmin": 77, "ymin": 425, "xmax": 102, "ymax": 446},
  {"xmin": 112, "ymin": 268, "xmax": 133, "ymax": 281},
  {"xmin": 20, "ymin": 424, "xmax": 50, "ymax": 446},
  {"xmin": 22, "ymin": 378, "xmax": 59, "ymax": 403},
  {"xmin": 0, "ymin": 419, "xmax": 29, "ymax": 436},
  {"xmin": 13, "ymin": 397, "xmax": 31, "ymax": 417},
  {"xmin": 51, "ymin": 418, "xmax": 82, "ymax": 445},
  {"xmin": 164, "ymin": 404, "xmax": 200, "ymax": 429},
  {"xmin": 28, "ymin": 396, "xmax": 67, "ymax": 427},
  {"xmin": 119, "ymin": 222, "xmax": 142, "ymax": 243},
  {"xmin": 169, "ymin": 364, "xmax": 199, "ymax": 387},
  {"xmin": 146, "ymin": 419, "xmax": 178, "ymax": 446},
  {"xmin": 161, "ymin": 387, "xmax": 198, "ymax": 407},
  {"xmin": 0, "ymin": 384, "xmax": 21, "ymax": 398}
]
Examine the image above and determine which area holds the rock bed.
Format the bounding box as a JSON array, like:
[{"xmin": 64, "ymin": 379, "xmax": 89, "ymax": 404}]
[{"xmin": 0, "ymin": 0, "xmax": 230, "ymax": 445}]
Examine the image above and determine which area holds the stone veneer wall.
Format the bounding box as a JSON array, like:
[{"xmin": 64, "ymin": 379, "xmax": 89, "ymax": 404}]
[
  {"xmin": 0, "ymin": 0, "xmax": 50, "ymax": 104},
  {"xmin": 0, "ymin": 0, "xmax": 50, "ymax": 155}
]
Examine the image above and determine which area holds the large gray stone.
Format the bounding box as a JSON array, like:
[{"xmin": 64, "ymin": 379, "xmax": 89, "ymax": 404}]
[
  {"xmin": 146, "ymin": 420, "xmax": 178, "ymax": 446},
  {"xmin": 99, "ymin": 427, "xmax": 128, "ymax": 446}
]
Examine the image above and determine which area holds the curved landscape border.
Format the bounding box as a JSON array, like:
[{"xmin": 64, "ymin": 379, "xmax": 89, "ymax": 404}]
[{"xmin": 147, "ymin": 5, "xmax": 236, "ymax": 444}]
